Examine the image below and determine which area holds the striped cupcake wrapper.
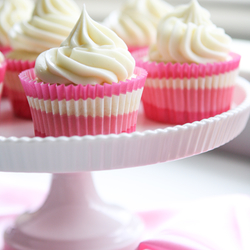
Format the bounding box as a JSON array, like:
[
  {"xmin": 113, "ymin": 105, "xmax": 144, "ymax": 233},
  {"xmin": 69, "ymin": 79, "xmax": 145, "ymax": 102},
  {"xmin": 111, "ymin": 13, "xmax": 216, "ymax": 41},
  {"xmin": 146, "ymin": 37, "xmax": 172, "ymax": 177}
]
[
  {"xmin": 19, "ymin": 67, "xmax": 147, "ymax": 137},
  {"xmin": 133, "ymin": 49, "xmax": 241, "ymax": 124}
]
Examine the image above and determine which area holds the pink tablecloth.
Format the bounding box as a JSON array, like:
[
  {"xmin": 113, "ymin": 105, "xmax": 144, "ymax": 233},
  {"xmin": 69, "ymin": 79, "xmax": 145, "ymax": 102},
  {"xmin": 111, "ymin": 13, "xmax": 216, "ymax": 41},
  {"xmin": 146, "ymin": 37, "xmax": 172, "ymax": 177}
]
[
  {"xmin": 1, "ymin": 186, "xmax": 250, "ymax": 250},
  {"xmin": 138, "ymin": 195, "xmax": 250, "ymax": 250}
]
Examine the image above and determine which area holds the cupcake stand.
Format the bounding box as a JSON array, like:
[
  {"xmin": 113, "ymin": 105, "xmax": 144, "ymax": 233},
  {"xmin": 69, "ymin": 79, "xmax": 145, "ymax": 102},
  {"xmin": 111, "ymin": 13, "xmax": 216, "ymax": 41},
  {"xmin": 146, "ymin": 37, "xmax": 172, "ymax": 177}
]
[{"xmin": 1, "ymin": 77, "xmax": 250, "ymax": 250}]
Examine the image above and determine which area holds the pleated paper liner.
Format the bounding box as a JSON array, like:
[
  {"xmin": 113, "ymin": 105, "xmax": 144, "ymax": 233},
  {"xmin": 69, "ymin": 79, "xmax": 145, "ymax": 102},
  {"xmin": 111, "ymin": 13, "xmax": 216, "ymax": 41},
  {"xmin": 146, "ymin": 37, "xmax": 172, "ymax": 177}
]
[
  {"xmin": 0, "ymin": 47, "xmax": 12, "ymax": 97},
  {"xmin": 0, "ymin": 82, "xmax": 2, "ymax": 104},
  {"xmin": 19, "ymin": 67, "xmax": 147, "ymax": 137},
  {"xmin": 0, "ymin": 61, "xmax": 7, "ymax": 106},
  {"xmin": 0, "ymin": 46, "xmax": 12, "ymax": 55},
  {"xmin": 2, "ymin": 84, "xmax": 8, "ymax": 98},
  {"xmin": 128, "ymin": 45, "xmax": 148, "ymax": 54},
  {"xmin": 133, "ymin": 49, "xmax": 241, "ymax": 124},
  {"xmin": 4, "ymin": 59, "xmax": 35, "ymax": 119}
]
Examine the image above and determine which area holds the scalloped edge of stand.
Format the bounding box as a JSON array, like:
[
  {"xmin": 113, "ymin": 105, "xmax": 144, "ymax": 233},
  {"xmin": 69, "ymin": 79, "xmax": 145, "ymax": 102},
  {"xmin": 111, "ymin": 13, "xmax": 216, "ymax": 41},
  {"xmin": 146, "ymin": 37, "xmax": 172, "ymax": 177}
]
[{"xmin": 0, "ymin": 77, "xmax": 250, "ymax": 173}]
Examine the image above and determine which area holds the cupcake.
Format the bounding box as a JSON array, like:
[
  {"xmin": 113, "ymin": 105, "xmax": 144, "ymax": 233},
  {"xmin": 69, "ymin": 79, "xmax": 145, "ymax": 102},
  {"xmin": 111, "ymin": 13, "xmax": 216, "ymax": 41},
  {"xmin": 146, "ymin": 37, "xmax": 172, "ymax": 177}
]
[
  {"xmin": 103, "ymin": 0, "xmax": 173, "ymax": 53},
  {"xmin": 19, "ymin": 6, "xmax": 147, "ymax": 137},
  {"xmin": 0, "ymin": 0, "xmax": 34, "ymax": 97},
  {"xmin": 4, "ymin": 0, "xmax": 80, "ymax": 119},
  {"xmin": 0, "ymin": 0, "xmax": 34, "ymax": 54},
  {"xmin": 0, "ymin": 52, "xmax": 7, "ymax": 106},
  {"xmin": 133, "ymin": 0, "xmax": 241, "ymax": 124}
]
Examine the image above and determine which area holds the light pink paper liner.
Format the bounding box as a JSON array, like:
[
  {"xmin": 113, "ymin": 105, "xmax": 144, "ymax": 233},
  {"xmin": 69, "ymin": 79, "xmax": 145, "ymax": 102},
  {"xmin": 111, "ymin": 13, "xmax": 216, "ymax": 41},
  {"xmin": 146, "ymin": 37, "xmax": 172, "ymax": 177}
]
[
  {"xmin": 19, "ymin": 67, "xmax": 147, "ymax": 137},
  {"xmin": 133, "ymin": 49, "xmax": 241, "ymax": 124},
  {"xmin": 4, "ymin": 59, "xmax": 35, "ymax": 119}
]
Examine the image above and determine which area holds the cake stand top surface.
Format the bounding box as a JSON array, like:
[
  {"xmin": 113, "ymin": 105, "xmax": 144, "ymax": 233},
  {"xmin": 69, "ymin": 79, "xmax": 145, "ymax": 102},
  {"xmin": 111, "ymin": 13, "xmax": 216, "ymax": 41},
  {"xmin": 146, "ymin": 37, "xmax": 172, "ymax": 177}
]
[{"xmin": 0, "ymin": 77, "xmax": 250, "ymax": 173}]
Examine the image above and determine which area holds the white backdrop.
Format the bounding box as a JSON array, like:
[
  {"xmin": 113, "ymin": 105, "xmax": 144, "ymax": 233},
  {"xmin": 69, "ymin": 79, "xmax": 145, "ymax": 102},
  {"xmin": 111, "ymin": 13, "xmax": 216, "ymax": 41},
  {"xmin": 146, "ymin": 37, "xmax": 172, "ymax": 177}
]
[{"xmin": 74, "ymin": 0, "xmax": 250, "ymax": 40}]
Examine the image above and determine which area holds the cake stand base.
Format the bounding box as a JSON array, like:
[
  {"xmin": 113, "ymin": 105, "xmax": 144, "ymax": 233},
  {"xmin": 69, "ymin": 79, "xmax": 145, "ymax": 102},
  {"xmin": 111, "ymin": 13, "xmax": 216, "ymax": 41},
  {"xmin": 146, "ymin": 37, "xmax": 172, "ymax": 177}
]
[{"xmin": 4, "ymin": 173, "xmax": 144, "ymax": 250}]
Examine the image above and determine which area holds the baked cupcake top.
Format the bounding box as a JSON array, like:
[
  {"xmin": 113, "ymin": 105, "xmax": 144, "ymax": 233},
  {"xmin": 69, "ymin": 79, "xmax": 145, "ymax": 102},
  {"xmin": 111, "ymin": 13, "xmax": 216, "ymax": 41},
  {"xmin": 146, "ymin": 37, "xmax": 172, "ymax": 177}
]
[
  {"xmin": 35, "ymin": 5, "xmax": 135, "ymax": 86},
  {"xmin": 149, "ymin": 0, "xmax": 232, "ymax": 64},
  {"xmin": 0, "ymin": 0, "xmax": 34, "ymax": 47},
  {"xmin": 103, "ymin": 0, "xmax": 173, "ymax": 47},
  {"xmin": 7, "ymin": 0, "xmax": 80, "ymax": 59}
]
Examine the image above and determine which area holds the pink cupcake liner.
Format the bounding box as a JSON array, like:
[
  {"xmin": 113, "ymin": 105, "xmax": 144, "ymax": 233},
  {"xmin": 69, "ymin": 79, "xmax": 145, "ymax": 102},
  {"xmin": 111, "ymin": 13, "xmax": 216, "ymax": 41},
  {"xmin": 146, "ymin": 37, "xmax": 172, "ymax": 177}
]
[
  {"xmin": 0, "ymin": 61, "xmax": 7, "ymax": 106},
  {"xmin": 31, "ymin": 111, "xmax": 139, "ymax": 137},
  {"xmin": 1, "ymin": 51, "xmax": 11, "ymax": 98},
  {"xmin": 1, "ymin": 47, "xmax": 12, "ymax": 97},
  {"xmin": 133, "ymin": 49, "xmax": 240, "ymax": 78},
  {"xmin": 0, "ymin": 61, "xmax": 6, "ymax": 82},
  {"xmin": 0, "ymin": 82, "xmax": 3, "ymax": 103},
  {"xmin": 133, "ymin": 49, "xmax": 241, "ymax": 124},
  {"xmin": 128, "ymin": 45, "xmax": 148, "ymax": 54},
  {"xmin": 2, "ymin": 84, "xmax": 8, "ymax": 98},
  {"xmin": 19, "ymin": 67, "xmax": 147, "ymax": 137},
  {"xmin": 4, "ymin": 59, "xmax": 35, "ymax": 119},
  {"xmin": 0, "ymin": 46, "xmax": 12, "ymax": 55}
]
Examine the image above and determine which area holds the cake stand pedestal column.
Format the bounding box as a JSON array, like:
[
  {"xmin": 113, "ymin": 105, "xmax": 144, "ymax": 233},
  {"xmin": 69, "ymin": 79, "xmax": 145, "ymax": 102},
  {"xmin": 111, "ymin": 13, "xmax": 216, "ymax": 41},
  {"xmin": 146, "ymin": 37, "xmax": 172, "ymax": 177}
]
[
  {"xmin": 2, "ymin": 78, "xmax": 250, "ymax": 250},
  {"xmin": 4, "ymin": 172, "xmax": 144, "ymax": 250}
]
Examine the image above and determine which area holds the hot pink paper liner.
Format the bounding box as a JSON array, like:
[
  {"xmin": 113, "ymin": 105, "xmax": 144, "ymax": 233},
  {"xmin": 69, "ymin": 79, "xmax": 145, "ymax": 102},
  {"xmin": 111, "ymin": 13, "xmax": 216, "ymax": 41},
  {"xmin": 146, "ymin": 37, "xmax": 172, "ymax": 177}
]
[
  {"xmin": 1, "ymin": 48, "xmax": 12, "ymax": 97},
  {"xmin": 0, "ymin": 61, "xmax": 7, "ymax": 105},
  {"xmin": 19, "ymin": 67, "xmax": 147, "ymax": 137},
  {"xmin": 5, "ymin": 58, "xmax": 35, "ymax": 72},
  {"xmin": 128, "ymin": 45, "xmax": 148, "ymax": 54},
  {"xmin": 0, "ymin": 82, "xmax": 3, "ymax": 104},
  {"xmin": 0, "ymin": 48, "xmax": 11, "ymax": 97},
  {"xmin": 31, "ymin": 110, "xmax": 139, "ymax": 137},
  {"xmin": 2, "ymin": 85, "xmax": 8, "ymax": 97},
  {"xmin": 132, "ymin": 49, "xmax": 241, "ymax": 124},
  {"xmin": 4, "ymin": 59, "xmax": 35, "ymax": 119},
  {"xmin": 0, "ymin": 61, "xmax": 7, "ymax": 82},
  {"xmin": 20, "ymin": 67, "xmax": 146, "ymax": 100},
  {"xmin": 0, "ymin": 46, "xmax": 12, "ymax": 55},
  {"xmin": 133, "ymin": 49, "xmax": 241, "ymax": 78}
]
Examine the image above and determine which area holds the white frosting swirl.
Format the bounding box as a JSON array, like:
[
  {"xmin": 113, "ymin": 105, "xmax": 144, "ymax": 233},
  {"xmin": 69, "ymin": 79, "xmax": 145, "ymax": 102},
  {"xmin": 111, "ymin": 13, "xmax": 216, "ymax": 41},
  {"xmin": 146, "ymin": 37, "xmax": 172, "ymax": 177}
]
[
  {"xmin": 103, "ymin": 0, "xmax": 173, "ymax": 47},
  {"xmin": 8, "ymin": 0, "xmax": 80, "ymax": 53},
  {"xmin": 35, "ymin": 6, "xmax": 135, "ymax": 86},
  {"xmin": 0, "ymin": 0, "xmax": 34, "ymax": 47},
  {"xmin": 149, "ymin": 0, "xmax": 232, "ymax": 64}
]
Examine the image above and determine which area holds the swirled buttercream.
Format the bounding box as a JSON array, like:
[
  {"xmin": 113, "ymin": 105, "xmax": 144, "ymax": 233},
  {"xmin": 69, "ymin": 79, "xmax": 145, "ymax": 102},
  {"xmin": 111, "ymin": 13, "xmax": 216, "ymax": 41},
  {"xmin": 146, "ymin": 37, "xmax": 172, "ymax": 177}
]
[
  {"xmin": 0, "ymin": 0, "xmax": 34, "ymax": 47},
  {"xmin": 103, "ymin": 0, "xmax": 173, "ymax": 47},
  {"xmin": 8, "ymin": 0, "xmax": 80, "ymax": 54},
  {"xmin": 35, "ymin": 6, "xmax": 135, "ymax": 86},
  {"xmin": 149, "ymin": 0, "xmax": 232, "ymax": 64}
]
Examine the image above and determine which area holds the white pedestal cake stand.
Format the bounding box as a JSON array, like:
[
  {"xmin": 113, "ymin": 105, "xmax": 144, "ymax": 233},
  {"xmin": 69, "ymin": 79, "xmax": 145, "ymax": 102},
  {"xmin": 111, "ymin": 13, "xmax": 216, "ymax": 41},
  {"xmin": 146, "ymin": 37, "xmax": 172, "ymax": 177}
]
[{"xmin": 1, "ymin": 77, "xmax": 250, "ymax": 250}]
